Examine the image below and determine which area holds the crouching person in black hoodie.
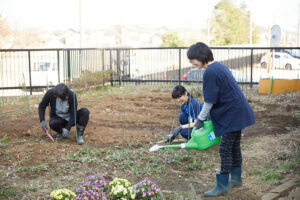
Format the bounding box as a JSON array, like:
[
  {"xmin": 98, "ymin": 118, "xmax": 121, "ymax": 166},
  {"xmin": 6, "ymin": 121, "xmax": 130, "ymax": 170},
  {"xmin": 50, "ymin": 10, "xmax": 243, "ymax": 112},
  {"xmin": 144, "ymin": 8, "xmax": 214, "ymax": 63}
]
[{"xmin": 38, "ymin": 83, "xmax": 89, "ymax": 145}]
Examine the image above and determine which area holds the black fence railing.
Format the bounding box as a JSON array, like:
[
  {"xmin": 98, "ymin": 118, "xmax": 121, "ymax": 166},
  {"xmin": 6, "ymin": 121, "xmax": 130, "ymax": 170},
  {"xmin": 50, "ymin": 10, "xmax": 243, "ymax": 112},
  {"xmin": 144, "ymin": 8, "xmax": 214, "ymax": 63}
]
[{"xmin": 1, "ymin": 47, "xmax": 300, "ymax": 96}]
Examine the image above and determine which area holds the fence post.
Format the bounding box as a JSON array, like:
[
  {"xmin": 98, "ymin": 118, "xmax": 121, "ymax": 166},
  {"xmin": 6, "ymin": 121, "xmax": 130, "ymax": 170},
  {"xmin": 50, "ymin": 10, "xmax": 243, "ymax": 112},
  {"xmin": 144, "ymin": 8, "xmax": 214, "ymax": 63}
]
[
  {"xmin": 110, "ymin": 50, "xmax": 113, "ymax": 86},
  {"xmin": 250, "ymin": 48, "xmax": 253, "ymax": 88},
  {"xmin": 67, "ymin": 49, "xmax": 71, "ymax": 82},
  {"xmin": 179, "ymin": 48, "xmax": 182, "ymax": 85},
  {"xmin": 117, "ymin": 49, "xmax": 121, "ymax": 85},
  {"xmin": 57, "ymin": 50, "xmax": 60, "ymax": 83},
  {"xmin": 102, "ymin": 49, "xmax": 105, "ymax": 87},
  {"xmin": 128, "ymin": 50, "xmax": 131, "ymax": 79},
  {"xmin": 27, "ymin": 50, "xmax": 32, "ymax": 95}
]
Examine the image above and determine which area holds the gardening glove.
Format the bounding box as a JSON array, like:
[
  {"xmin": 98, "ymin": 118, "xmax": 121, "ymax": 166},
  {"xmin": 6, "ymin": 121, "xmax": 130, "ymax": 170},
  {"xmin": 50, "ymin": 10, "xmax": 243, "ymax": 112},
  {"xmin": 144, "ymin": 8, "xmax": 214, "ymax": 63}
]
[
  {"xmin": 194, "ymin": 118, "xmax": 204, "ymax": 130},
  {"xmin": 166, "ymin": 125, "xmax": 182, "ymax": 143},
  {"xmin": 62, "ymin": 128, "xmax": 69, "ymax": 138},
  {"xmin": 166, "ymin": 134, "xmax": 173, "ymax": 143},
  {"xmin": 41, "ymin": 121, "xmax": 47, "ymax": 132}
]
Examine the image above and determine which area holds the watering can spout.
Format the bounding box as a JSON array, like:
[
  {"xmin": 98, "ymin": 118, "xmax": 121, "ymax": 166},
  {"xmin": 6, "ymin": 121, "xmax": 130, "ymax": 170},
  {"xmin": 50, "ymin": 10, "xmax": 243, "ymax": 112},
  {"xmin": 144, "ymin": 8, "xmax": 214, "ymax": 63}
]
[
  {"xmin": 162, "ymin": 143, "xmax": 185, "ymax": 149},
  {"xmin": 162, "ymin": 141, "xmax": 201, "ymax": 149},
  {"xmin": 161, "ymin": 140, "xmax": 204, "ymax": 150}
]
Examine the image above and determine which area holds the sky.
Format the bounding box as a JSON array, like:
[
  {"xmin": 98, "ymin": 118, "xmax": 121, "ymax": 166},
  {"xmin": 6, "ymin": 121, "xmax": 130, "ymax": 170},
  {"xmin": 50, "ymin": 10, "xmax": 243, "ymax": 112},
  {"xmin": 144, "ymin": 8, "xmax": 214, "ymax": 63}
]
[{"xmin": 0, "ymin": 0, "xmax": 299, "ymax": 33}]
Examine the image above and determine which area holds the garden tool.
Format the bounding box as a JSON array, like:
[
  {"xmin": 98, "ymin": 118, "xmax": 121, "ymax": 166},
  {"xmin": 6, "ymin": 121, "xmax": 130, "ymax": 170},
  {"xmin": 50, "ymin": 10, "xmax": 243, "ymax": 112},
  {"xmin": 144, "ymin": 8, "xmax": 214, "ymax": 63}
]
[
  {"xmin": 45, "ymin": 128, "xmax": 54, "ymax": 142},
  {"xmin": 149, "ymin": 121, "xmax": 221, "ymax": 152}
]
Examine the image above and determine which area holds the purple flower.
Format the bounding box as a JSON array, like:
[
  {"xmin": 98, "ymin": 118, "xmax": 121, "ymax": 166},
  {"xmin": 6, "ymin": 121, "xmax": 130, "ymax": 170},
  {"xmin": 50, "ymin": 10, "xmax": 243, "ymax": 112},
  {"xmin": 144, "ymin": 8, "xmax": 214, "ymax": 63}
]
[
  {"xmin": 133, "ymin": 179, "xmax": 161, "ymax": 199},
  {"xmin": 75, "ymin": 174, "xmax": 109, "ymax": 200},
  {"xmin": 74, "ymin": 190, "xmax": 107, "ymax": 200}
]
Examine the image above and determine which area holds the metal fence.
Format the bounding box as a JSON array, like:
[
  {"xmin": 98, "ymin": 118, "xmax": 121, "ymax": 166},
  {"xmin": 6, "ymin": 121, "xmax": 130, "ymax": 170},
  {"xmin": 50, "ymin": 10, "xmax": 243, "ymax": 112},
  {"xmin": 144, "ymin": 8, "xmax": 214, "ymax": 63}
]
[{"xmin": 1, "ymin": 47, "xmax": 300, "ymax": 97}]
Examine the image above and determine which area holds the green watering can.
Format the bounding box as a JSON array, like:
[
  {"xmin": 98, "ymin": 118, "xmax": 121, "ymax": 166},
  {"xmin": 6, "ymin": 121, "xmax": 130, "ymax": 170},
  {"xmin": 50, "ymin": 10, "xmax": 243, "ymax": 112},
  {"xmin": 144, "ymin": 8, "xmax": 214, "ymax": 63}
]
[{"xmin": 150, "ymin": 121, "xmax": 221, "ymax": 152}]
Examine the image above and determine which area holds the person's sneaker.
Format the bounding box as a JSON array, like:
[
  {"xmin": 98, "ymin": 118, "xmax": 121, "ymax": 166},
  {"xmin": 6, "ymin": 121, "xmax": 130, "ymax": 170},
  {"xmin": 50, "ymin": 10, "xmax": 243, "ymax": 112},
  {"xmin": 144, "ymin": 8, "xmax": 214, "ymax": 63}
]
[{"xmin": 56, "ymin": 133, "xmax": 64, "ymax": 141}]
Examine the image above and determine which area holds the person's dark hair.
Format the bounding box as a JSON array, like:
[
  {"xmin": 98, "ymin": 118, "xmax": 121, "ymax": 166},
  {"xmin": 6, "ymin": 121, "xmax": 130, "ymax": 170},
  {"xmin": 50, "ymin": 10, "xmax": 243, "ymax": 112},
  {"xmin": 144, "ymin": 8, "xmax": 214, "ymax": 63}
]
[
  {"xmin": 54, "ymin": 83, "xmax": 69, "ymax": 101},
  {"xmin": 172, "ymin": 85, "xmax": 188, "ymax": 99},
  {"xmin": 187, "ymin": 42, "xmax": 214, "ymax": 64}
]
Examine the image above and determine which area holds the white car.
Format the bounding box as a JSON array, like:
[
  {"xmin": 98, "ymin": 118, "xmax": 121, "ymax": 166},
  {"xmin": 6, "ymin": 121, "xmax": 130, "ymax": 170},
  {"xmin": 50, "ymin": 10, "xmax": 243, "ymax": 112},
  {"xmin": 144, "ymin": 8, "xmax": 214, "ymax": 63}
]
[
  {"xmin": 182, "ymin": 68, "xmax": 251, "ymax": 82},
  {"xmin": 260, "ymin": 52, "xmax": 300, "ymax": 70},
  {"xmin": 31, "ymin": 60, "xmax": 59, "ymax": 86}
]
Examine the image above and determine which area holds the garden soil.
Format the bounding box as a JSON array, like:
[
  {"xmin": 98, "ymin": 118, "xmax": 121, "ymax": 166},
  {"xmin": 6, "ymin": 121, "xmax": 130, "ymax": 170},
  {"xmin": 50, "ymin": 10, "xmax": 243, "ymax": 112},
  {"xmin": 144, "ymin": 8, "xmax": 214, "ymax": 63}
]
[{"xmin": 0, "ymin": 86, "xmax": 299, "ymax": 199}]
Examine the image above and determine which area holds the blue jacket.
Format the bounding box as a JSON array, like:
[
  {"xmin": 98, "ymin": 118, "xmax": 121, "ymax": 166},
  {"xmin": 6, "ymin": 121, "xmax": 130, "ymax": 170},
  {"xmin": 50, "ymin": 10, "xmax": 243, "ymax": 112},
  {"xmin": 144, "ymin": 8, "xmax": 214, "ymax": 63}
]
[
  {"xmin": 203, "ymin": 62, "xmax": 255, "ymax": 136},
  {"xmin": 181, "ymin": 96, "xmax": 203, "ymax": 122}
]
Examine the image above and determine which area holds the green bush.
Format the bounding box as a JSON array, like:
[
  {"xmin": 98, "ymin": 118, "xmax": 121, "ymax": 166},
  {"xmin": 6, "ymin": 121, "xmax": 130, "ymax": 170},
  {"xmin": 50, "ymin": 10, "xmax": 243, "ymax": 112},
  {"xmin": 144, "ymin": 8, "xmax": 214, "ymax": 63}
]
[{"xmin": 70, "ymin": 70, "xmax": 112, "ymax": 89}]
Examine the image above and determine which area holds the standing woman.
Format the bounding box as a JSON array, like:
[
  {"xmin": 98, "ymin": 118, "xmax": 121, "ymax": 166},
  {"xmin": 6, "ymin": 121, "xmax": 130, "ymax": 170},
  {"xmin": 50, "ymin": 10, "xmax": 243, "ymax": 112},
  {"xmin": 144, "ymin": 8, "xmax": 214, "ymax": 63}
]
[{"xmin": 187, "ymin": 42, "xmax": 255, "ymax": 197}]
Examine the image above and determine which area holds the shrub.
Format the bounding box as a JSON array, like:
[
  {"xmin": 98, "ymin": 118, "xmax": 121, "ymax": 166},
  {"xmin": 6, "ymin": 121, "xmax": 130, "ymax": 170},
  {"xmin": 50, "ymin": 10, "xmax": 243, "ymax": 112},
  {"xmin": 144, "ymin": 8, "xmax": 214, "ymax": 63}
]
[{"xmin": 70, "ymin": 70, "xmax": 112, "ymax": 89}]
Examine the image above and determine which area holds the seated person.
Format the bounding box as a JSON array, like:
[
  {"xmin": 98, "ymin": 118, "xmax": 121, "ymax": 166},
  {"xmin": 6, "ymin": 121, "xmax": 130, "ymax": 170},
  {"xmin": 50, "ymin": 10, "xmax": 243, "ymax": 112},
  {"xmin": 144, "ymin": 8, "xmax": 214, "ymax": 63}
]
[
  {"xmin": 38, "ymin": 83, "xmax": 89, "ymax": 145},
  {"xmin": 166, "ymin": 85, "xmax": 203, "ymax": 143}
]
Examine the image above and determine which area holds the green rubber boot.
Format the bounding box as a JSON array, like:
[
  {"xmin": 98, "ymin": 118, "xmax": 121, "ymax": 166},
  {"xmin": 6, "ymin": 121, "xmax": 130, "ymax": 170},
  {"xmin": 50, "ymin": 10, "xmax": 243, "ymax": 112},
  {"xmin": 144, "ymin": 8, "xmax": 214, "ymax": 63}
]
[
  {"xmin": 229, "ymin": 167, "xmax": 242, "ymax": 188},
  {"xmin": 204, "ymin": 173, "xmax": 229, "ymax": 197}
]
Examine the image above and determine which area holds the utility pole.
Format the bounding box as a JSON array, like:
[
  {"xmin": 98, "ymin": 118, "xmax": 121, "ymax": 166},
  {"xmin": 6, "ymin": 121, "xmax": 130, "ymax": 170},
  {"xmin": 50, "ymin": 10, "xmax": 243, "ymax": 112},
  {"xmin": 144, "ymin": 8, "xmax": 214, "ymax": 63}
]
[
  {"xmin": 79, "ymin": 0, "xmax": 86, "ymax": 89},
  {"xmin": 79, "ymin": 0, "xmax": 83, "ymax": 48},
  {"xmin": 298, "ymin": 3, "xmax": 300, "ymax": 46},
  {"xmin": 249, "ymin": 0, "xmax": 252, "ymax": 45},
  {"xmin": 207, "ymin": 1, "xmax": 211, "ymax": 45}
]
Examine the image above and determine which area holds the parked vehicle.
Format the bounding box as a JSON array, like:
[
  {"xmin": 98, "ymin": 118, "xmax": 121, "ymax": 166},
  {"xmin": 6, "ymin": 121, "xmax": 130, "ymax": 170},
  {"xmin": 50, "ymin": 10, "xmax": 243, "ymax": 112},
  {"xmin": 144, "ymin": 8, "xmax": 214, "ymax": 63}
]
[
  {"xmin": 260, "ymin": 52, "xmax": 300, "ymax": 70},
  {"xmin": 182, "ymin": 69, "xmax": 205, "ymax": 82},
  {"xmin": 31, "ymin": 60, "xmax": 59, "ymax": 86},
  {"xmin": 283, "ymin": 49, "xmax": 300, "ymax": 59},
  {"xmin": 182, "ymin": 68, "xmax": 249, "ymax": 82}
]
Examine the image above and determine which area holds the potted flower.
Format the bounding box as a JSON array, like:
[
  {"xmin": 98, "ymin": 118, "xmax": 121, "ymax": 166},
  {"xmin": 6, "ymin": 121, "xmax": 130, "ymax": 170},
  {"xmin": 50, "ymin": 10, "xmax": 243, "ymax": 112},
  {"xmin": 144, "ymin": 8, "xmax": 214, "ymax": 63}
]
[
  {"xmin": 109, "ymin": 178, "xmax": 135, "ymax": 200},
  {"xmin": 133, "ymin": 179, "xmax": 161, "ymax": 200},
  {"xmin": 75, "ymin": 174, "xmax": 109, "ymax": 200},
  {"xmin": 50, "ymin": 189, "xmax": 76, "ymax": 200},
  {"xmin": 81, "ymin": 174, "xmax": 108, "ymax": 191},
  {"xmin": 74, "ymin": 186, "xmax": 107, "ymax": 200}
]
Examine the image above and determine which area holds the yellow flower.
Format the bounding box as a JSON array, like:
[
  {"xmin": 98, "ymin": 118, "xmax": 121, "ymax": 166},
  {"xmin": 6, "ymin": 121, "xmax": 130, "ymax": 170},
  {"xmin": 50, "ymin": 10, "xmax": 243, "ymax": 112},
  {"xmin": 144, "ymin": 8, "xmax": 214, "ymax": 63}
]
[{"xmin": 123, "ymin": 189, "xmax": 127, "ymax": 195}]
